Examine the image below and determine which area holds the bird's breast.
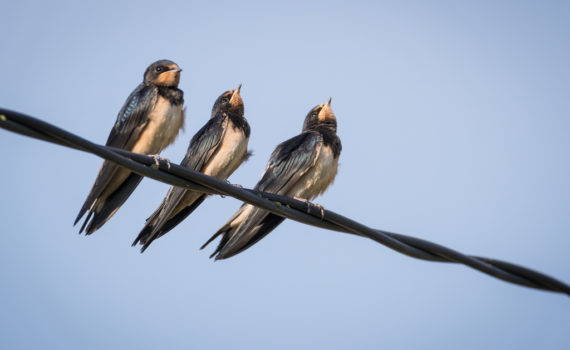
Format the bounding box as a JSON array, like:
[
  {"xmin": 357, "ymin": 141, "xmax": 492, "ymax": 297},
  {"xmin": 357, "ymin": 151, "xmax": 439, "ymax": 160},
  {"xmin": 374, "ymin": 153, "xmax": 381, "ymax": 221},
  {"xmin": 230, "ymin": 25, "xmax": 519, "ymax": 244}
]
[
  {"xmin": 131, "ymin": 96, "xmax": 184, "ymax": 154},
  {"xmin": 290, "ymin": 143, "xmax": 339, "ymax": 199},
  {"xmin": 202, "ymin": 123, "xmax": 248, "ymax": 179}
]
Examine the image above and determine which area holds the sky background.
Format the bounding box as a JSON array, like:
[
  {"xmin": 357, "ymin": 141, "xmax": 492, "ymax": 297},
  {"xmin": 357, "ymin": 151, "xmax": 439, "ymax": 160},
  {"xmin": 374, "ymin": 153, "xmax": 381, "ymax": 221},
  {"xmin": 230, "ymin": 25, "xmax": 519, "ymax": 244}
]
[{"xmin": 1, "ymin": 1, "xmax": 569, "ymax": 349}]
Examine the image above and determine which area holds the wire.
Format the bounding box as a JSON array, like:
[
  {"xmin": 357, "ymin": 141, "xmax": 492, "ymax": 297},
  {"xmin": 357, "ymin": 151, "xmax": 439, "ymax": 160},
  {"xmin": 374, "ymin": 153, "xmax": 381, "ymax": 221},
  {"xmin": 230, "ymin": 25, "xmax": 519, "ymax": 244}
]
[{"xmin": 1, "ymin": 108, "xmax": 569, "ymax": 296}]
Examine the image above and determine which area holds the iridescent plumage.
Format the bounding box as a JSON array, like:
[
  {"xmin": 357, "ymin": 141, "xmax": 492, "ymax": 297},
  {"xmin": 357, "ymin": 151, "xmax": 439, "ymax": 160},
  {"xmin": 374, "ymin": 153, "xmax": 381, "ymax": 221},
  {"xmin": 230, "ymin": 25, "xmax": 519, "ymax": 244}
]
[
  {"xmin": 203, "ymin": 99, "xmax": 341, "ymax": 259},
  {"xmin": 133, "ymin": 86, "xmax": 250, "ymax": 252},
  {"xmin": 75, "ymin": 60, "xmax": 185, "ymax": 234}
]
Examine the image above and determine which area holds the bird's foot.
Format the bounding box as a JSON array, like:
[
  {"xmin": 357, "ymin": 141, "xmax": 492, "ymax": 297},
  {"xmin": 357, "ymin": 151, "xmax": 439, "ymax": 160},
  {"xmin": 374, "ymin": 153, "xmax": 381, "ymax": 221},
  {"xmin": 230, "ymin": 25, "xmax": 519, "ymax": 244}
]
[
  {"xmin": 294, "ymin": 196, "xmax": 310, "ymax": 212},
  {"xmin": 294, "ymin": 196, "xmax": 326, "ymax": 219},
  {"xmin": 150, "ymin": 154, "xmax": 160, "ymax": 168},
  {"xmin": 149, "ymin": 154, "xmax": 170, "ymax": 169},
  {"xmin": 312, "ymin": 203, "xmax": 326, "ymax": 219}
]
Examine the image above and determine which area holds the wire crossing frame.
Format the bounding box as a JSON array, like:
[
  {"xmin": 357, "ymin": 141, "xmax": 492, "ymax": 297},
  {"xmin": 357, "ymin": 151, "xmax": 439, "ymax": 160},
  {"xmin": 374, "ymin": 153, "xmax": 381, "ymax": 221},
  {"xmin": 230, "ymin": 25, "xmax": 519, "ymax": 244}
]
[{"xmin": 1, "ymin": 108, "xmax": 569, "ymax": 296}]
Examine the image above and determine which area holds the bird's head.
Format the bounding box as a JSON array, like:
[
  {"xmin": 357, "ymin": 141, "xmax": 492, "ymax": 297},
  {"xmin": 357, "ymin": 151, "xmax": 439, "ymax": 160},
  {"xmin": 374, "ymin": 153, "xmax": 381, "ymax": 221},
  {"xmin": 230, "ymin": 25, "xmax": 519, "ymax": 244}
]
[
  {"xmin": 144, "ymin": 60, "xmax": 182, "ymax": 87},
  {"xmin": 302, "ymin": 98, "xmax": 337, "ymax": 132},
  {"xmin": 211, "ymin": 84, "xmax": 244, "ymax": 118}
]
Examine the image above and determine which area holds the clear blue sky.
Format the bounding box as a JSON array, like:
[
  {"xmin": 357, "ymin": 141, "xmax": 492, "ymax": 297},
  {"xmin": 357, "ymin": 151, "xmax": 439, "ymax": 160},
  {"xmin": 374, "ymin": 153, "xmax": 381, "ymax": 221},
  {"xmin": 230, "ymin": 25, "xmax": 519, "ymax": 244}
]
[{"xmin": 1, "ymin": 1, "xmax": 569, "ymax": 349}]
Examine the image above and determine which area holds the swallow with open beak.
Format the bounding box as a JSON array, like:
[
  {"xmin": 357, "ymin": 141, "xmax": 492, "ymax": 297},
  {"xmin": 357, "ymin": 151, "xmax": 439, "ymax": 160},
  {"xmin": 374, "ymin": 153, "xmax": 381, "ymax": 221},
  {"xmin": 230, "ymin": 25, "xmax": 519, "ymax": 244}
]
[
  {"xmin": 133, "ymin": 85, "xmax": 251, "ymax": 252},
  {"xmin": 75, "ymin": 59, "xmax": 185, "ymax": 234},
  {"xmin": 202, "ymin": 98, "xmax": 341, "ymax": 260}
]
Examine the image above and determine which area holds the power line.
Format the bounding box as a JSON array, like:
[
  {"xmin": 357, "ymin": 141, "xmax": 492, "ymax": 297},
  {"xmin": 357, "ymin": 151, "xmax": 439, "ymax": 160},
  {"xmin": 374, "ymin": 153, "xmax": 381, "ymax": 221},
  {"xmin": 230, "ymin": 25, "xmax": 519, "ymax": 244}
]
[{"xmin": 1, "ymin": 108, "xmax": 569, "ymax": 296}]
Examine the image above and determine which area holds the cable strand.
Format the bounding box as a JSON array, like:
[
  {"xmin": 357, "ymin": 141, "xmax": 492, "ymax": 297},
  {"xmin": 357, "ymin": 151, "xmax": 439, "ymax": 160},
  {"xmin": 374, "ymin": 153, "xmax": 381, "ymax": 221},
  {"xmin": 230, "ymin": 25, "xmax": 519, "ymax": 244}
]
[{"xmin": 1, "ymin": 108, "xmax": 568, "ymax": 296}]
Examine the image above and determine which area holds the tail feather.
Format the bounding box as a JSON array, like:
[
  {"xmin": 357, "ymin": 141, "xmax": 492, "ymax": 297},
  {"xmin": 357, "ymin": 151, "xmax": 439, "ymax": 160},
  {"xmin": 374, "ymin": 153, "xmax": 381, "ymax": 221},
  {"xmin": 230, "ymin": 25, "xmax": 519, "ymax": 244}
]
[
  {"xmin": 132, "ymin": 218, "xmax": 155, "ymax": 247},
  {"xmin": 78, "ymin": 210, "xmax": 93, "ymax": 234},
  {"xmin": 132, "ymin": 200, "xmax": 166, "ymax": 247},
  {"xmin": 137, "ymin": 195, "xmax": 207, "ymax": 252},
  {"xmin": 201, "ymin": 226, "xmax": 228, "ymax": 251},
  {"xmin": 201, "ymin": 204, "xmax": 250, "ymax": 252},
  {"xmin": 74, "ymin": 202, "xmax": 91, "ymax": 227},
  {"xmin": 83, "ymin": 173, "xmax": 143, "ymax": 235},
  {"xmin": 216, "ymin": 213, "xmax": 285, "ymax": 260},
  {"xmin": 210, "ymin": 228, "xmax": 233, "ymax": 258},
  {"xmin": 151, "ymin": 195, "xmax": 206, "ymax": 239},
  {"xmin": 74, "ymin": 161, "xmax": 119, "ymax": 228}
]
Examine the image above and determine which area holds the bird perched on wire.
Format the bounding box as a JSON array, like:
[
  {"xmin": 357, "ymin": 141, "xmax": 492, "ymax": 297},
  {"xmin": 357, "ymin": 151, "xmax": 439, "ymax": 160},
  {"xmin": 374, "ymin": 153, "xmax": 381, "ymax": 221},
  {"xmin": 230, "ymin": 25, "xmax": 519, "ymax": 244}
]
[
  {"xmin": 133, "ymin": 85, "xmax": 251, "ymax": 252},
  {"xmin": 75, "ymin": 59, "xmax": 185, "ymax": 235},
  {"xmin": 202, "ymin": 98, "xmax": 341, "ymax": 260}
]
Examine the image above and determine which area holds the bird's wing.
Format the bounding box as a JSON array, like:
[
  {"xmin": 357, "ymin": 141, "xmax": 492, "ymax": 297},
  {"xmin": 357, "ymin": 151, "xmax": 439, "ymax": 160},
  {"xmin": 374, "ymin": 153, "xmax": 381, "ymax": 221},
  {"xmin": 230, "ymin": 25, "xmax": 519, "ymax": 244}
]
[
  {"xmin": 256, "ymin": 132, "xmax": 321, "ymax": 194},
  {"xmin": 75, "ymin": 84, "xmax": 157, "ymax": 226},
  {"xmin": 106, "ymin": 84, "xmax": 157, "ymax": 149},
  {"xmin": 180, "ymin": 114, "xmax": 229, "ymax": 171},
  {"xmin": 133, "ymin": 115, "xmax": 229, "ymax": 248},
  {"xmin": 214, "ymin": 132, "xmax": 322, "ymax": 259}
]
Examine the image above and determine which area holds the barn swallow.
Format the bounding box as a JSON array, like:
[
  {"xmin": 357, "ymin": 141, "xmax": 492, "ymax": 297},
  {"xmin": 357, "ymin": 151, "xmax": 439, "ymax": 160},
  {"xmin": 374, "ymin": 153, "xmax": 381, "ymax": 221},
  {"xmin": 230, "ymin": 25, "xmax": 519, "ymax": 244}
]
[
  {"xmin": 202, "ymin": 98, "xmax": 341, "ymax": 260},
  {"xmin": 132, "ymin": 85, "xmax": 251, "ymax": 252},
  {"xmin": 75, "ymin": 59, "xmax": 185, "ymax": 234}
]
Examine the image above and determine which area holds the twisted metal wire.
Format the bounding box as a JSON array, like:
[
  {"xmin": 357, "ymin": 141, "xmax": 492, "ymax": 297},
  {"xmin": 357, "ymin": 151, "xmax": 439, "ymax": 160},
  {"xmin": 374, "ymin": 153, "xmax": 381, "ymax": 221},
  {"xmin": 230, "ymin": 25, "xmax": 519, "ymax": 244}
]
[{"xmin": 1, "ymin": 108, "xmax": 568, "ymax": 296}]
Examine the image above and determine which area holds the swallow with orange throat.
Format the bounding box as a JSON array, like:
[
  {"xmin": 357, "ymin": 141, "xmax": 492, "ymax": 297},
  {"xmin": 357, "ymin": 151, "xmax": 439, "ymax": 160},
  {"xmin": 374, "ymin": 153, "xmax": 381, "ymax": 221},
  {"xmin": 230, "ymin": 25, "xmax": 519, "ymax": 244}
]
[
  {"xmin": 133, "ymin": 85, "xmax": 251, "ymax": 252},
  {"xmin": 75, "ymin": 59, "xmax": 185, "ymax": 234},
  {"xmin": 202, "ymin": 98, "xmax": 341, "ymax": 260}
]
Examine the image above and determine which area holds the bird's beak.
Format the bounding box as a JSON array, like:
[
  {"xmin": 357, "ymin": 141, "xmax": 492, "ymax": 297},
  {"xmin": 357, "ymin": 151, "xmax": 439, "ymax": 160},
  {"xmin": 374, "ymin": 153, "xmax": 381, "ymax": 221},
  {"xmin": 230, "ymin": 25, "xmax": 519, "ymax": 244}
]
[
  {"xmin": 317, "ymin": 97, "xmax": 334, "ymax": 121},
  {"xmin": 230, "ymin": 84, "xmax": 242, "ymax": 103},
  {"xmin": 321, "ymin": 97, "xmax": 332, "ymax": 113}
]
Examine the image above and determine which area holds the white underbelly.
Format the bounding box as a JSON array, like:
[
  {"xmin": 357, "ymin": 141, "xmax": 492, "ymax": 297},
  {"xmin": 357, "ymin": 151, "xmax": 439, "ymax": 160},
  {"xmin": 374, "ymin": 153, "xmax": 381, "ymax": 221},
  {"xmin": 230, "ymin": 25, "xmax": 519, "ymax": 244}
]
[
  {"xmin": 203, "ymin": 124, "xmax": 248, "ymax": 179},
  {"xmin": 173, "ymin": 122, "xmax": 248, "ymax": 215},
  {"xmin": 288, "ymin": 144, "xmax": 339, "ymax": 200},
  {"xmin": 131, "ymin": 97, "xmax": 184, "ymax": 154}
]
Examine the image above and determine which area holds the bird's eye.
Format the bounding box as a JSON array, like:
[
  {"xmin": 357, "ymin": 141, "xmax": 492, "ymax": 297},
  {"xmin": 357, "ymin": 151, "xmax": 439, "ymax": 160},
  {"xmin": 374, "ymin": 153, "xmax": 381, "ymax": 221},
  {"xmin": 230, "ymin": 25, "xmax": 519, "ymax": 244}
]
[
  {"xmin": 222, "ymin": 98, "xmax": 229, "ymax": 103},
  {"xmin": 156, "ymin": 66, "xmax": 163, "ymax": 72},
  {"xmin": 312, "ymin": 111, "xmax": 318, "ymax": 117}
]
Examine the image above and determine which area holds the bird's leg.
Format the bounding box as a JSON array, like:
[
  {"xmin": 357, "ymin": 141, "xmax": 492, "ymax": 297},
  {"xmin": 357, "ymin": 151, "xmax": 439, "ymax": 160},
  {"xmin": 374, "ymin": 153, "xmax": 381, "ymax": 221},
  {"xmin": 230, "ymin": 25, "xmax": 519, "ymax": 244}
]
[
  {"xmin": 293, "ymin": 196, "xmax": 310, "ymax": 212},
  {"xmin": 149, "ymin": 154, "xmax": 160, "ymax": 168},
  {"xmin": 149, "ymin": 154, "xmax": 170, "ymax": 169},
  {"xmin": 294, "ymin": 196, "xmax": 326, "ymax": 219},
  {"xmin": 313, "ymin": 203, "xmax": 326, "ymax": 219}
]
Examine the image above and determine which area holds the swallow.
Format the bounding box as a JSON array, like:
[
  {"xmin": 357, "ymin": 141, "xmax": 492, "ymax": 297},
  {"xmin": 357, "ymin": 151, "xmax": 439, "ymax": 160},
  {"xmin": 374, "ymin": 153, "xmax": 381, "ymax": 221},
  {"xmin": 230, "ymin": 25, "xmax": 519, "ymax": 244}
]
[
  {"xmin": 132, "ymin": 85, "xmax": 251, "ymax": 252},
  {"xmin": 202, "ymin": 98, "xmax": 341, "ymax": 260},
  {"xmin": 75, "ymin": 59, "xmax": 185, "ymax": 234}
]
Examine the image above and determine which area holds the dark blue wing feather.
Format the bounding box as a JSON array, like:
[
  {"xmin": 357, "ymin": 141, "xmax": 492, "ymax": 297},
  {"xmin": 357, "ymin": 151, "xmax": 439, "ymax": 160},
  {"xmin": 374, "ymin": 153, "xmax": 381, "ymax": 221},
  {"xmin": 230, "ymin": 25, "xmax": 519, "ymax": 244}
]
[
  {"xmin": 180, "ymin": 113, "xmax": 227, "ymax": 170},
  {"xmin": 105, "ymin": 84, "xmax": 157, "ymax": 149},
  {"xmin": 255, "ymin": 131, "xmax": 320, "ymax": 194}
]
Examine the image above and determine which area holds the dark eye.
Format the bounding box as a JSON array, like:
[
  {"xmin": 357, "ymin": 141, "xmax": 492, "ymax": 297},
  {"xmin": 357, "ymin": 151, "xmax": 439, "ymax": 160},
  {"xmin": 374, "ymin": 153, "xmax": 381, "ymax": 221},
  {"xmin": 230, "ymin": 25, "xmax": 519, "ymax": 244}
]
[
  {"xmin": 312, "ymin": 111, "xmax": 318, "ymax": 117},
  {"xmin": 156, "ymin": 66, "xmax": 163, "ymax": 72},
  {"xmin": 222, "ymin": 98, "xmax": 229, "ymax": 103}
]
